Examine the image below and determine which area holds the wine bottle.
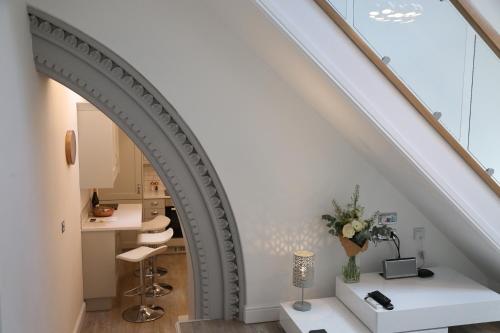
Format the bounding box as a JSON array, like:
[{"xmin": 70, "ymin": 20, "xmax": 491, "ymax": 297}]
[{"xmin": 91, "ymin": 189, "xmax": 100, "ymax": 208}]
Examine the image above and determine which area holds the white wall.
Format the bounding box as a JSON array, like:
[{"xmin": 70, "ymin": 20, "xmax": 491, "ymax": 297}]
[
  {"xmin": 0, "ymin": 1, "xmax": 84, "ymax": 332},
  {"xmin": 2, "ymin": 0, "xmax": 489, "ymax": 326}
]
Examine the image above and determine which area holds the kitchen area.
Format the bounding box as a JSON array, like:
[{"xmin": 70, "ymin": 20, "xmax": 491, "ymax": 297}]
[{"xmin": 76, "ymin": 102, "xmax": 189, "ymax": 326}]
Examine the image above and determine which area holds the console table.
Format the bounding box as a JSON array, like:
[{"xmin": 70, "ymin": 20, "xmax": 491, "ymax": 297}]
[{"xmin": 280, "ymin": 267, "xmax": 500, "ymax": 333}]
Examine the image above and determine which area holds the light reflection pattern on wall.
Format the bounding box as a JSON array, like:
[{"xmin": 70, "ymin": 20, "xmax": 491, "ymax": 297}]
[
  {"xmin": 254, "ymin": 219, "xmax": 333, "ymax": 257},
  {"xmin": 368, "ymin": 1, "xmax": 423, "ymax": 23}
]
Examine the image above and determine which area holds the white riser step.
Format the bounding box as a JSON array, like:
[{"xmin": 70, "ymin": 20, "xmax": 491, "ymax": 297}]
[
  {"xmin": 280, "ymin": 297, "xmax": 446, "ymax": 333},
  {"xmin": 280, "ymin": 297, "xmax": 370, "ymax": 333}
]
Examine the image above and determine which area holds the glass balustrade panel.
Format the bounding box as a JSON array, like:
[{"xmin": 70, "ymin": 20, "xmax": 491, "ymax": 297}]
[
  {"xmin": 352, "ymin": 0, "xmax": 469, "ymax": 140},
  {"xmin": 325, "ymin": 0, "xmax": 500, "ymax": 185},
  {"xmin": 468, "ymin": 37, "xmax": 500, "ymax": 182}
]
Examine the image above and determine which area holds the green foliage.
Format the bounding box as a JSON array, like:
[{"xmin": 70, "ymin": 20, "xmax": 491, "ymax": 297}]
[{"xmin": 322, "ymin": 185, "xmax": 393, "ymax": 246}]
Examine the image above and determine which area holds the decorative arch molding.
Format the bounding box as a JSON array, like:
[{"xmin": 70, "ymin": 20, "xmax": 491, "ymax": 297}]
[{"xmin": 27, "ymin": 7, "xmax": 244, "ymax": 320}]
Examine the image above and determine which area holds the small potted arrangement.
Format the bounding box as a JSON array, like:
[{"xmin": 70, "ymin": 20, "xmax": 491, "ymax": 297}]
[{"xmin": 322, "ymin": 185, "xmax": 392, "ymax": 283}]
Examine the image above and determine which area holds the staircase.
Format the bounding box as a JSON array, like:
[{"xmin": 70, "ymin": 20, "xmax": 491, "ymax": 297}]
[{"xmin": 250, "ymin": 0, "xmax": 500, "ymax": 285}]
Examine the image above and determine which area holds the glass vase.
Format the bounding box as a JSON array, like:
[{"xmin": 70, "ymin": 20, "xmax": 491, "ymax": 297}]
[{"xmin": 342, "ymin": 256, "xmax": 360, "ymax": 283}]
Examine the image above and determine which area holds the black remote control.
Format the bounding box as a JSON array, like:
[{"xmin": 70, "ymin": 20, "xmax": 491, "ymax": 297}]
[
  {"xmin": 368, "ymin": 290, "xmax": 394, "ymax": 310},
  {"xmin": 309, "ymin": 330, "xmax": 327, "ymax": 333}
]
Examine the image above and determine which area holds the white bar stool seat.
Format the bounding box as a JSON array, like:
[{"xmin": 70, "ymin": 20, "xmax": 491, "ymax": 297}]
[
  {"xmin": 141, "ymin": 215, "xmax": 170, "ymax": 233},
  {"xmin": 116, "ymin": 246, "xmax": 162, "ymax": 262},
  {"xmin": 116, "ymin": 246, "xmax": 167, "ymax": 323},
  {"xmin": 138, "ymin": 228, "xmax": 174, "ymax": 246}
]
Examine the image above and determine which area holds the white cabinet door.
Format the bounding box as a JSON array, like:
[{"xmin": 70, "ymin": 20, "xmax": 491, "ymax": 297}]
[
  {"xmin": 77, "ymin": 103, "xmax": 119, "ymax": 189},
  {"xmin": 98, "ymin": 129, "xmax": 143, "ymax": 200}
]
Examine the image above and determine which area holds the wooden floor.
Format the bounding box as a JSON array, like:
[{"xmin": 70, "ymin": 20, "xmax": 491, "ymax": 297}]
[
  {"xmin": 81, "ymin": 253, "xmax": 188, "ymax": 333},
  {"xmin": 179, "ymin": 320, "xmax": 284, "ymax": 333},
  {"xmin": 178, "ymin": 321, "xmax": 500, "ymax": 333},
  {"xmin": 450, "ymin": 322, "xmax": 500, "ymax": 333},
  {"xmin": 81, "ymin": 254, "xmax": 500, "ymax": 333}
]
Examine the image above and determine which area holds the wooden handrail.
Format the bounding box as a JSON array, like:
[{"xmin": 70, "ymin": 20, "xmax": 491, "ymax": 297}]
[
  {"xmin": 450, "ymin": 0, "xmax": 500, "ymax": 58},
  {"xmin": 314, "ymin": 0, "xmax": 500, "ymax": 197}
]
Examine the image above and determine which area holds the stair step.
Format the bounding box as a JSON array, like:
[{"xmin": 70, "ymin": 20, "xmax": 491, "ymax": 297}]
[{"xmin": 280, "ymin": 297, "xmax": 369, "ymax": 333}]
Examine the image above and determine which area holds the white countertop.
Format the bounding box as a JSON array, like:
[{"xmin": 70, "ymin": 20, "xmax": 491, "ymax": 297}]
[
  {"xmin": 336, "ymin": 266, "xmax": 500, "ymax": 332},
  {"xmin": 81, "ymin": 204, "xmax": 142, "ymax": 232}
]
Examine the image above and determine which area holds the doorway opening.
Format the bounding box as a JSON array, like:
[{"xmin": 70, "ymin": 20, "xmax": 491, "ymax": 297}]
[{"xmin": 73, "ymin": 93, "xmax": 193, "ymax": 330}]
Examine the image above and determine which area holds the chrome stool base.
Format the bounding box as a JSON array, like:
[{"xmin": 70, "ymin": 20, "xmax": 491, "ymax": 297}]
[
  {"xmin": 134, "ymin": 266, "xmax": 167, "ymax": 278},
  {"xmin": 122, "ymin": 304, "xmax": 164, "ymax": 323},
  {"xmin": 145, "ymin": 282, "xmax": 173, "ymax": 297}
]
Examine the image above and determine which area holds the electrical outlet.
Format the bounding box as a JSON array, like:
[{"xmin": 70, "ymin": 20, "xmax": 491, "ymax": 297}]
[
  {"xmin": 413, "ymin": 227, "xmax": 425, "ymax": 240},
  {"xmin": 61, "ymin": 220, "xmax": 66, "ymax": 234},
  {"xmin": 378, "ymin": 212, "xmax": 397, "ymax": 225}
]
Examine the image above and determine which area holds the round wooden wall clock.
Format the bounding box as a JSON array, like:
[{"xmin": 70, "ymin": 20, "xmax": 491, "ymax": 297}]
[{"xmin": 65, "ymin": 130, "xmax": 77, "ymax": 165}]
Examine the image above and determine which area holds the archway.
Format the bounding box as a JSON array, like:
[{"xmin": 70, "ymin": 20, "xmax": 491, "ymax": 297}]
[{"xmin": 28, "ymin": 7, "xmax": 244, "ymax": 320}]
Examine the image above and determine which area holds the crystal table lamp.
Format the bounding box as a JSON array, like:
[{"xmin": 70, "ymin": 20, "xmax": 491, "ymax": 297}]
[{"xmin": 292, "ymin": 250, "xmax": 315, "ymax": 311}]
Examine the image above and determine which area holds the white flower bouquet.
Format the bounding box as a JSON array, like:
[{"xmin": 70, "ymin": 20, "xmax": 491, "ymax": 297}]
[{"xmin": 322, "ymin": 185, "xmax": 392, "ymax": 282}]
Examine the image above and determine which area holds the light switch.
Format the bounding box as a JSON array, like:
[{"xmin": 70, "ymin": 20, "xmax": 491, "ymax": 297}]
[
  {"xmin": 61, "ymin": 220, "xmax": 66, "ymax": 234},
  {"xmin": 414, "ymin": 227, "xmax": 425, "ymax": 240}
]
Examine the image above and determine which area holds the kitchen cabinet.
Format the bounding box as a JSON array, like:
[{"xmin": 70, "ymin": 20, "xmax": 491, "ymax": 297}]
[
  {"xmin": 77, "ymin": 103, "xmax": 119, "ymax": 189},
  {"xmin": 98, "ymin": 129, "xmax": 143, "ymax": 200},
  {"xmin": 143, "ymin": 198, "xmax": 166, "ymax": 221}
]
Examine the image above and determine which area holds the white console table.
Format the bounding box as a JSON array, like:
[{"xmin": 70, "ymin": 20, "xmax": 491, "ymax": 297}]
[
  {"xmin": 336, "ymin": 267, "xmax": 500, "ymax": 333},
  {"xmin": 280, "ymin": 267, "xmax": 500, "ymax": 333}
]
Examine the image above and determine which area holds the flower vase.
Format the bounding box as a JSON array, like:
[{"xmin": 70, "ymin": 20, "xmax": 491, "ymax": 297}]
[
  {"xmin": 339, "ymin": 236, "xmax": 367, "ymax": 283},
  {"xmin": 342, "ymin": 256, "xmax": 360, "ymax": 283}
]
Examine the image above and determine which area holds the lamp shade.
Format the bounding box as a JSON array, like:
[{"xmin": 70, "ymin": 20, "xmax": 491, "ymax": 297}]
[{"xmin": 292, "ymin": 250, "xmax": 314, "ymax": 288}]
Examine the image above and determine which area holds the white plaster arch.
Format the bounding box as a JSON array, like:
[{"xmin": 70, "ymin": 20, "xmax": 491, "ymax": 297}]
[{"xmin": 28, "ymin": 6, "xmax": 245, "ymax": 320}]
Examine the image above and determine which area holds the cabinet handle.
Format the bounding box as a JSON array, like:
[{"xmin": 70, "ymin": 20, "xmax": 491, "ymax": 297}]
[
  {"xmin": 152, "ymin": 201, "xmax": 159, "ymax": 206},
  {"xmin": 151, "ymin": 210, "xmax": 159, "ymax": 216},
  {"xmin": 137, "ymin": 184, "xmax": 141, "ymax": 194}
]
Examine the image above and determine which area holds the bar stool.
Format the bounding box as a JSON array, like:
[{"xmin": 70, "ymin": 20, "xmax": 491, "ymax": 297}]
[
  {"xmin": 116, "ymin": 246, "xmax": 167, "ymax": 323},
  {"xmin": 137, "ymin": 228, "xmax": 174, "ymax": 297},
  {"xmin": 134, "ymin": 215, "xmax": 171, "ymax": 278}
]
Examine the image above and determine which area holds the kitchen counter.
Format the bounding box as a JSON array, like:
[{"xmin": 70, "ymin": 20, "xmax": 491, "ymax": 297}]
[
  {"xmin": 81, "ymin": 203, "xmax": 143, "ymax": 311},
  {"xmin": 81, "ymin": 203, "xmax": 142, "ymax": 232}
]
